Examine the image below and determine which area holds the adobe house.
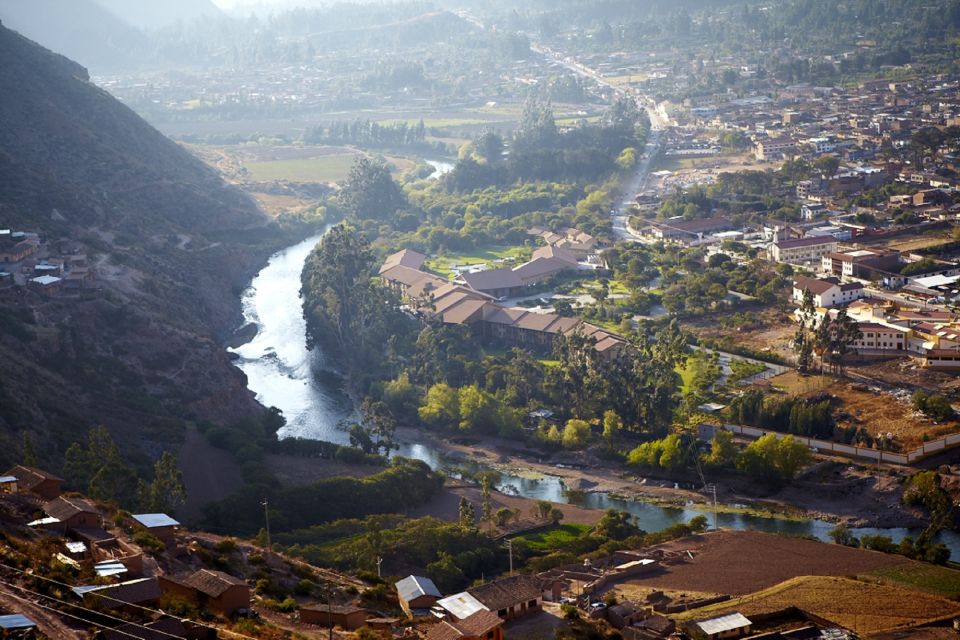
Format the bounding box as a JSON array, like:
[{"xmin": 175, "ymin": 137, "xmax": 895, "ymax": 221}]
[
  {"xmin": 40, "ymin": 496, "xmax": 101, "ymax": 532},
  {"xmin": 425, "ymin": 610, "xmax": 503, "ymax": 640},
  {"xmin": 395, "ymin": 575, "xmax": 443, "ymax": 616},
  {"xmin": 73, "ymin": 578, "xmax": 161, "ymax": 614},
  {"xmin": 299, "ymin": 604, "xmax": 367, "ymax": 630},
  {"xmin": 4, "ymin": 465, "xmax": 63, "ymax": 500},
  {"xmin": 159, "ymin": 569, "xmax": 250, "ymax": 617},
  {"xmin": 468, "ymin": 574, "xmax": 543, "ymax": 621},
  {"xmin": 131, "ymin": 513, "xmax": 180, "ymax": 546}
]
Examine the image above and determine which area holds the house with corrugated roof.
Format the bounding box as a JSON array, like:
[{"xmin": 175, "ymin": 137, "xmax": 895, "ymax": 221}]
[{"xmin": 395, "ymin": 575, "xmax": 443, "ymax": 616}]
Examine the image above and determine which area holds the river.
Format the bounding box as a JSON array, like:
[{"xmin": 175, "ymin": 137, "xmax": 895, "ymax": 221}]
[{"xmin": 231, "ymin": 236, "xmax": 960, "ymax": 555}]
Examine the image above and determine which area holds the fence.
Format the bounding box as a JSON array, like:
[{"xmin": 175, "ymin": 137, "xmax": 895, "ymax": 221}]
[{"xmin": 708, "ymin": 423, "xmax": 960, "ymax": 466}]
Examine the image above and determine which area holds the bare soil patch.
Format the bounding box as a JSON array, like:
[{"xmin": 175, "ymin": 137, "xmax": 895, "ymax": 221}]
[
  {"xmin": 618, "ymin": 530, "xmax": 910, "ymax": 596},
  {"xmin": 673, "ymin": 575, "xmax": 960, "ymax": 636},
  {"xmin": 684, "ymin": 307, "xmax": 796, "ymax": 362},
  {"xmin": 177, "ymin": 427, "xmax": 243, "ymax": 523},
  {"xmin": 771, "ymin": 371, "xmax": 958, "ymax": 449}
]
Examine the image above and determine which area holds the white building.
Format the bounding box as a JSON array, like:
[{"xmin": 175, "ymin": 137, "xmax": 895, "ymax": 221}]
[{"xmin": 793, "ymin": 276, "xmax": 864, "ymax": 308}]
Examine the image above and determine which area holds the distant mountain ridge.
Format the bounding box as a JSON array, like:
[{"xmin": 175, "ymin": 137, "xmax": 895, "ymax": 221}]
[
  {"xmin": 0, "ymin": 0, "xmax": 224, "ymax": 72},
  {"xmin": 0, "ymin": 22, "xmax": 276, "ymax": 471}
]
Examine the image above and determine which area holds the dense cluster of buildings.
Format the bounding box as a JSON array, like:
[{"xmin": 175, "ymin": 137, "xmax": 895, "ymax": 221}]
[
  {"xmin": 379, "ymin": 233, "xmax": 628, "ymax": 359},
  {"xmin": 0, "ymin": 229, "xmax": 95, "ymax": 293}
]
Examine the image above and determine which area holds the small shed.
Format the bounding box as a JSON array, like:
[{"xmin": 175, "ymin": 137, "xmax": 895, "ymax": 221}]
[
  {"xmin": 300, "ymin": 604, "xmax": 367, "ymax": 630},
  {"xmin": 395, "ymin": 575, "xmax": 443, "ymax": 616},
  {"xmin": 692, "ymin": 613, "xmax": 752, "ymax": 640},
  {"xmin": 0, "ymin": 613, "xmax": 36, "ymax": 636},
  {"xmin": 131, "ymin": 513, "xmax": 180, "ymax": 546}
]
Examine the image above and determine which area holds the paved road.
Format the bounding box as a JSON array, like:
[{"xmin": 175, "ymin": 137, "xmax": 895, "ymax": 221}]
[{"xmin": 527, "ymin": 41, "xmax": 672, "ymax": 242}]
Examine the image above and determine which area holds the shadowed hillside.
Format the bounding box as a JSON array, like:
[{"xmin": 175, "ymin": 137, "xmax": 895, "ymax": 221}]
[{"xmin": 0, "ymin": 22, "xmax": 281, "ymax": 472}]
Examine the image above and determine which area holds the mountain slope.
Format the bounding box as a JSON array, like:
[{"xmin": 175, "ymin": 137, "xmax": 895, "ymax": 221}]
[{"xmin": 0, "ymin": 23, "xmax": 277, "ymax": 472}]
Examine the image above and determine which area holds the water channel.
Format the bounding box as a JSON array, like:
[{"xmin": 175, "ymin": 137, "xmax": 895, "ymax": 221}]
[{"xmin": 231, "ymin": 235, "xmax": 960, "ymax": 555}]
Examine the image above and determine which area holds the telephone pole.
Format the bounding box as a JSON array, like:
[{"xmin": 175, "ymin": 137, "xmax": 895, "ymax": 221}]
[
  {"xmin": 704, "ymin": 483, "xmax": 718, "ymax": 531},
  {"xmin": 504, "ymin": 539, "xmax": 514, "ymax": 575},
  {"xmin": 376, "ymin": 556, "xmax": 383, "ymax": 579},
  {"xmin": 262, "ymin": 498, "xmax": 271, "ymax": 551}
]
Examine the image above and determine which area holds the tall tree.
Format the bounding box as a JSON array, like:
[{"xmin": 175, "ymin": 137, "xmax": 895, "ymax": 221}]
[
  {"xmin": 338, "ymin": 156, "xmax": 406, "ymax": 221},
  {"xmin": 301, "ymin": 225, "xmax": 411, "ymax": 377},
  {"xmin": 137, "ymin": 452, "xmax": 187, "ymax": 513}
]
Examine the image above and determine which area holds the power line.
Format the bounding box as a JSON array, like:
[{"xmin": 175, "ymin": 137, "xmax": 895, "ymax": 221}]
[
  {"xmin": 0, "ymin": 561, "xmax": 262, "ymax": 640},
  {"xmin": 0, "ymin": 576, "xmax": 182, "ymax": 640},
  {"xmin": 0, "ymin": 584, "xmax": 148, "ymax": 640}
]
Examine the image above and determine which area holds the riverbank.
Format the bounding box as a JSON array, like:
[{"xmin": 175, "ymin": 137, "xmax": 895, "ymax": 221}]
[{"xmin": 392, "ymin": 426, "xmax": 927, "ymax": 530}]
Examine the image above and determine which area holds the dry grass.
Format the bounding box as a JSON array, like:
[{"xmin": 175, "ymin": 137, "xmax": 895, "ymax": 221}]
[
  {"xmin": 674, "ymin": 576, "xmax": 960, "ymax": 636},
  {"xmin": 770, "ymin": 371, "xmax": 956, "ymax": 448}
]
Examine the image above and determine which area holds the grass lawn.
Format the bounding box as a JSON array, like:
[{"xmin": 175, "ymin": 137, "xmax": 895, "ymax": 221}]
[
  {"xmin": 569, "ymin": 278, "xmax": 631, "ymax": 296},
  {"xmin": 865, "ymin": 563, "xmax": 960, "ymax": 599},
  {"xmin": 510, "ymin": 523, "xmax": 592, "ymax": 552},
  {"xmin": 245, "ymin": 152, "xmax": 361, "ymax": 182},
  {"xmin": 676, "ymin": 362, "xmax": 696, "ymax": 396},
  {"xmin": 424, "ymin": 245, "xmax": 532, "ymax": 278}
]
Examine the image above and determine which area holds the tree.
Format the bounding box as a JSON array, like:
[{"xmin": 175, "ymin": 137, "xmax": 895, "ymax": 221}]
[
  {"xmin": 562, "ymin": 419, "xmax": 592, "ymax": 450},
  {"xmin": 474, "ymin": 130, "xmax": 504, "ymax": 163},
  {"xmin": 350, "ymin": 399, "xmax": 397, "ymax": 455},
  {"xmin": 419, "ymin": 383, "xmax": 461, "ymax": 429},
  {"xmin": 458, "ymin": 385, "xmax": 498, "ymax": 433},
  {"xmin": 533, "ymin": 500, "xmax": 553, "ymax": 520},
  {"xmin": 829, "ymin": 524, "xmax": 860, "ymax": 547},
  {"xmin": 813, "ymin": 155, "xmax": 841, "ymax": 178},
  {"xmin": 21, "ymin": 432, "xmax": 37, "ymax": 467},
  {"xmin": 338, "ymin": 157, "xmax": 406, "ymax": 221},
  {"xmin": 137, "ymin": 452, "xmax": 187, "ymax": 513},
  {"xmin": 480, "ymin": 475, "xmax": 494, "ymax": 531},
  {"xmin": 776, "ymin": 435, "xmax": 812, "ymax": 481},
  {"xmin": 602, "ymin": 410, "xmax": 622, "ymax": 451},
  {"xmin": 495, "ymin": 508, "xmax": 515, "ymax": 528},
  {"xmin": 549, "ymin": 507, "xmax": 564, "ymax": 524},
  {"xmin": 594, "ymin": 509, "xmax": 640, "ymax": 540},
  {"xmin": 458, "ymin": 497, "xmax": 476, "ymax": 528},
  {"xmin": 702, "ymin": 430, "xmax": 738, "ymax": 468},
  {"xmin": 301, "ymin": 225, "xmax": 409, "ymax": 375}
]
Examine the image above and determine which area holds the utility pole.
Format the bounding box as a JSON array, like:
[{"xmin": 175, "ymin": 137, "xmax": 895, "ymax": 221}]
[
  {"xmin": 704, "ymin": 483, "xmax": 718, "ymax": 531},
  {"xmin": 376, "ymin": 556, "xmax": 383, "ymax": 579},
  {"xmin": 261, "ymin": 498, "xmax": 271, "ymax": 551},
  {"xmin": 504, "ymin": 539, "xmax": 514, "ymax": 575}
]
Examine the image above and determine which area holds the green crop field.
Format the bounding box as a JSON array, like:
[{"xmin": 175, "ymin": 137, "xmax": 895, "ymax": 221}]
[
  {"xmin": 865, "ymin": 563, "xmax": 960, "ymax": 599},
  {"xmin": 511, "ymin": 524, "xmax": 592, "ymax": 551},
  {"xmin": 245, "ymin": 153, "xmax": 362, "ymax": 183}
]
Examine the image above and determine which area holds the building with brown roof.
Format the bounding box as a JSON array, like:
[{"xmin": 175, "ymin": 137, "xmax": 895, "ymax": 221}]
[
  {"xmin": 73, "ymin": 578, "xmax": 161, "ymax": 613},
  {"xmin": 379, "ymin": 249, "xmax": 427, "ymax": 274},
  {"xmin": 427, "ymin": 610, "xmax": 503, "ymax": 640},
  {"xmin": 41, "ymin": 496, "xmax": 101, "ymax": 532},
  {"xmin": 467, "ymin": 574, "xmax": 543, "ymax": 621},
  {"xmin": 158, "ymin": 569, "xmax": 249, "ymax": 617},
  {"xmin": 299, "ymin": 604, "xmax": 367, "ymax": 630},
  {"xmin": 3, "ymin": 465, "xmax": 62, "ymax": 499}
]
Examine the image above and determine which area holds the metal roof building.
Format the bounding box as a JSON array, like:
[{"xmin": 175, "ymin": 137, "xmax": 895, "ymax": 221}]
[{"xmin": 694, "ymin": 612, "xmax": 752, "ymax": 640}]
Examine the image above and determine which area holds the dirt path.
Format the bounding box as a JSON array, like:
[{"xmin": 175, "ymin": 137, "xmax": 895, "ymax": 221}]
[
  {"xmin": 0, "ymin": 581, "xmax": 87, "ymax": 639},
  {"xmin": 176, "ymin": 427, "xmax": 244, "ymax": 524}
]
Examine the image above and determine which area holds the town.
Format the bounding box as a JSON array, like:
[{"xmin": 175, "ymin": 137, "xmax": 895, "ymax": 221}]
[{"xmin": 3, "ymin": 1, "xmax": 960, "ymax": 640}]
